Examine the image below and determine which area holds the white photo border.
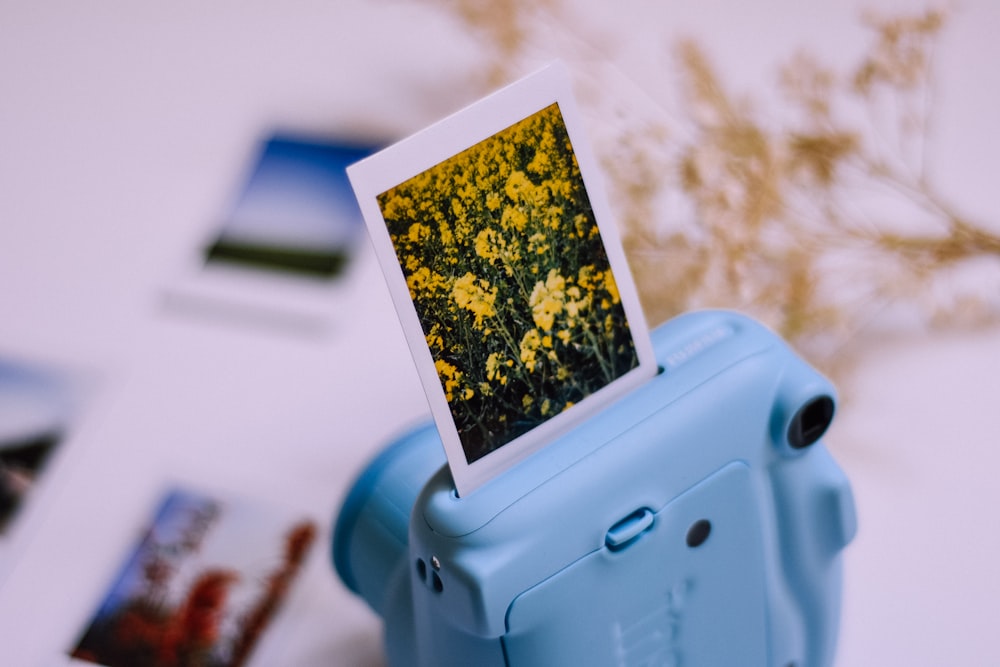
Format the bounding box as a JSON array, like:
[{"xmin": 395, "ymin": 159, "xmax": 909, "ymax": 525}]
[{"xmin": 348, "ymin": 63, "xmax": 656, "ymax": 496}]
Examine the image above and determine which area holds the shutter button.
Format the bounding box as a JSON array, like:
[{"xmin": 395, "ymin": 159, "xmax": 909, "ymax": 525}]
[{"xmin": 605, "ymin": 508, "xmax": 655, "ymax": 551}]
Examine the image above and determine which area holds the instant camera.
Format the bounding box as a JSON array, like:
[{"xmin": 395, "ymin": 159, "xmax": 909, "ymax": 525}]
[{"xmin": 333, "ymin": 308, "xmax": 856, "ymax": 666}]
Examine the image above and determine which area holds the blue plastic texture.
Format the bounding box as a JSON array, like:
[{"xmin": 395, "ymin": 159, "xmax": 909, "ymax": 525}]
[{"xmin": 332, "ymin": 310, "xmax": 857, "ymax": 666}]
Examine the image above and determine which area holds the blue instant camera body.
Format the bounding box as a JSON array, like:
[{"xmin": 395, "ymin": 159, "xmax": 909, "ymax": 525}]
[{"xmin": 333, "ymin": 310, "xmax": 857, "ymax": 666}]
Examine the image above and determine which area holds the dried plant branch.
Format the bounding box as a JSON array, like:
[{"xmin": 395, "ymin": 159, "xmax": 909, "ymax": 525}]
[
  {"xmin": 425, "ymin": 2, "xmax": 1000, "ymax": 375},
  {"xmin": 429, "ymin": 0, "xmax": 562, "ymax": 87}
]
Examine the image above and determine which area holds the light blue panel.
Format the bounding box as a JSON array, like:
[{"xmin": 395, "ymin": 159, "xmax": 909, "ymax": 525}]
[{"xmin": 504, "ymin": 463, "xmax": 768, "ymax": 666}]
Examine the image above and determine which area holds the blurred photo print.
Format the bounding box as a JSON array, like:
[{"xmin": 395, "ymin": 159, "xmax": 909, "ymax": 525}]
[
  {"xmin": 202, "ymin": 136, "xmax": 374, "ymax": 281},
  {"xmin": 69, "ymin": 487, "xmax": 316, "ymax": 667},
  {"xmin": 165, "ymin": 134, "xmax": 380, "ymax": 332},
  {"xmin": 0, "ymin": 358, "xmax": 81, "ymax": 543}
]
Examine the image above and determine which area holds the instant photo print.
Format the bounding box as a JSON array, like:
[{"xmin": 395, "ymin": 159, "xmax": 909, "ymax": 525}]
[
  {"xmin": 69, "ymin": 487, "xmax": 316, "ymax": 667},
  {"xmin": 166, "ymin": 134, "xmax": 379, "ymax": 330},
  {"xmin": 349, "ymin": 63, "xmax": 656, "ymax": 497},
  {"xmin": 0, "ymin": 356, "xmax": 83, "ymax": 569},
  {"xmin": 335, "ymin": 65, "xmax": 856, "ymax": 666}
]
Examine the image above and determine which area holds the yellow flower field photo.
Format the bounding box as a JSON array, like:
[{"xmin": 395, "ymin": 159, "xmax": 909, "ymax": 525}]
[{"xmin": 377, "ymin": 102, "xmax": 640, "ymax": 464}]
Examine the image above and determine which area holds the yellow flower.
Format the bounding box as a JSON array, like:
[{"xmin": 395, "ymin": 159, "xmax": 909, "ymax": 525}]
[
  {"xmin": 501, "ymin": 207, "xmax": 527, "ymax": 232},
  {"xmin": 406, "ymin": 266, "xmax": 431, "ymax": 297},
  {"xmin": 485, "ymin": 352, "xmax": 506, "ymax": 381},
  {"xmin": 533, "ymin": 183, "xmax": 552, "ymax": 207},
  {"xmin": 408, "ymin": 222, "xmax": 431, "ymax": 243},
  {"xmin": 520, "ymin": 328, "xmax": 541, "ymax": 351},
  {"xmin": 379, "ymin": 193, "xmax": 412, "ymax": 220},
  {"xmin": 452, "ymin": 272, "xmax": 497, "ymax": 327},
  {"xmin": 438, "ymin": 222, "xmax": 453, "ymax": 246},
  {"xmin": 435, "ymin": 359, "xmax": 461, "ymax": 402},
  {"xmin": 406, "ymin": 266, "xmax": 447, "ymax": 298},
  {"xmin": 529, "ymin": 269, "xmax": 566, "ymax": 331},
  {"xmin": 605, "ymin": 272, "xmax": 621, "ymax": 304},
  {"xmin": 527, "ymin": 150, "xmax": 550, "ymax": 175},
  {"xmin": 565, "ymin": 288, "xmax": 591, "ymax": 319},
  {"xmin": 519, "ymin": 329, "xmax": 542, "ymax": 372},
  {"xmin": 425, "ymin": 332, "xmax": 443, "ymax": 350},
  {"xmin": 474, "ymin": 229, "xmax": 498, "ymax": 262},
  {"xmin": 505, "ymin": 170, "xmax": 533, "ymax": 203}
]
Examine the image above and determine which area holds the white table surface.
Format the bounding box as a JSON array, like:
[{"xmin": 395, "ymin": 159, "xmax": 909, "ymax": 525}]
[{"xmin": 1, "ymin": 2, "xmax": 998, "ymax": 665}]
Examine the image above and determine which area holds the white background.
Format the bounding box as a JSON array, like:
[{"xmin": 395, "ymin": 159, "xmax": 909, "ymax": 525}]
[{"xmin": 1, "ymin": 1, "xmax": 998, "ymax": 665}]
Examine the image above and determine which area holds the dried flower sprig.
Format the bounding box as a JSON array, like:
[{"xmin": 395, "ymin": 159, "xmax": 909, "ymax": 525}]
[
  {"xmin": 426, "ymin": 2, "xmax": 1000, "ymax": 374},
  {"xmin": 432, "ymin": 0, "xmax": 561, "ymax": 88}
]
